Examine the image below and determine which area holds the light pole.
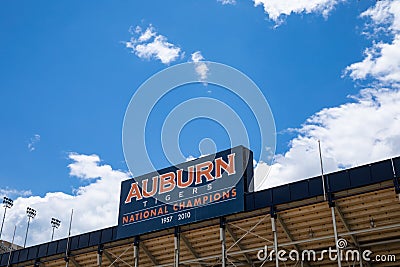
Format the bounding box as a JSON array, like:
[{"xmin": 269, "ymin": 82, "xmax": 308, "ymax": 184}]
[
  {"xmin": 24, "ymin": 207, "xmax": 36, "ymax": 248},
  {"xmin": 50, "ymin": 217, "xmax": 61, "ymax": 241},
  {"xmin": 0, "ymin": 197, "xmax": 13, "ymax": 241}
]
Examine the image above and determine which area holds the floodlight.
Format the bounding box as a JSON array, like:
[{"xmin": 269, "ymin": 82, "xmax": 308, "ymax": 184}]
[
  {"xmin": 24, "ymin": 206, "xmax": 37, "ymax": 247},
  {"xmin": 51, "ymin": 217, "xmax": 61, "ymax": 241},
  {"xmin": 0, "ymin": 197, "xmax": 13, "ymax": 240}
]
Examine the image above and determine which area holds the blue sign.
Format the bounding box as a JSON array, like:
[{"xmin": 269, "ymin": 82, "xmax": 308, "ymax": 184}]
[{"xmin": 117, "ymin": 146, "xmax": 253, "ymax": 239}]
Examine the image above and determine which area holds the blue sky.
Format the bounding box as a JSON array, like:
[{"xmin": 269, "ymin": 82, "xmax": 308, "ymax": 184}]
[{"xmin": 1, "ymin": 0, "xmax": 399, "ymax": 246}]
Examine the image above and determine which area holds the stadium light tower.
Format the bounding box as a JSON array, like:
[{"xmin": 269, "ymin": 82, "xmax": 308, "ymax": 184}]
[
  {"xmin": 0, "ymin": 197, "xmax": 13, "ymax": 241},
  {"xmin": 51, "ymin": 218, "xmax": 61, "ymax": 241},
  {"xmin": 24, "ymin": 207, "xmax": 37, "ymax": 248}
]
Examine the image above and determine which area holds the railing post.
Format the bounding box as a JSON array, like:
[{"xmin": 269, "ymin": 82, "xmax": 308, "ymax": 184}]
[
  {"xmin": 174, "ymin": 227, "xmax": 180, "ymax": 267},
  {"xmin": 220, "ymin": 217, "xmax": 226, "ymax": 267},
  {"xmin": 270, "ymin": 207, "xmax": 279, "ymax": 267},
  {"xmin": 134, "ymin": 236, "xmax": 140, "ymax": 267}
]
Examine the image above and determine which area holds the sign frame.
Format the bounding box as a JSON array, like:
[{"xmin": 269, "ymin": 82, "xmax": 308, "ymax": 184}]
[{"xmin": 117, "ymin": 146, "xmax": 253, "ymax": 239}]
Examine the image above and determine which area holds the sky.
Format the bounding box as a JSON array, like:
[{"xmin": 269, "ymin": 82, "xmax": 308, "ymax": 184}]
[{"xmin": 0, "ymin": 0, "xmax": 399, "ymax": 247}]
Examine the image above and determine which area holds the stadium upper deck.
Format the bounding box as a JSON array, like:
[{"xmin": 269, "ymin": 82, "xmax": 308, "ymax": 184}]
[{"xmin": 1, "ymin": 155, "xmax": 399, "ymax": 266}]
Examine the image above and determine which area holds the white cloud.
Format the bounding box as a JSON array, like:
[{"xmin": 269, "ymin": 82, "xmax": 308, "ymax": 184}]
[
  {"xmin": 28, "ymin": 134, "xmax": 40, "ymax": 152},
  {"xmin": 186, "ymin": 155, "xmax": 196, "ymax": 161},
  {"xmin": 0, "ymin": 188, "xmax": 32, "ymax": 198},
  {"xmin": 361, "ymin": 0, "xmax": 400, "ymax": 31},
  {"xmin": 125, "ymin": 25, "xmax": 181, "ymax": 64},
  {"xmin": 191, "ymin": 51, "xmax": 209, "ymax": 82},
  {"xmin": 191, "ymin": 51, "xmax": 204, "ymax": 63},
  {"xmin": 218, "ymin": 0, "xmax": 236, "ymax": 5},
  {"xmin": 0, "ymin": 153, "xmax": 129, "ymax": 247},
  {"xmin": 253, "ymin": 0, "xmax": 343, "ymax": 23},
  {"xmin": 345, "ymin": 37, "xmax": 400, "ymax": 84},
  {"xmin": 255, "ymin": 88, "xmax": 400, "ymax": 189},
  {"xmin": 345, "ymin": 0, "xmax": 400, "ymax": 85},
  {"xmin": 68, "ymin": 153, "xmax": 114, "ymax": 180},
  {"xmin": 137, "ymin": 27, "xmax": 156, "ymax": 42},
  {"xmin": 254, "ymin": 0, "xmax": 400, "ymax": 190}
]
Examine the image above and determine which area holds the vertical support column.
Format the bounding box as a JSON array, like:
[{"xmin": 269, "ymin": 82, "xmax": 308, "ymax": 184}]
[
  {"xmin": 34, "ymin": 259, "xmax": 41, "ymax": 267},
  {"xmin": 174, "ymin": 227, "xmax": 180, "ymax": 267},
  {"xmin": 358, "ymin": 249, "xmax": 364, "ymax": 267},
  {"xmin": 97, "ymin": 244, "xmax": 103, "ymax": 267},
  {"xmin": 270, "ymin": 208, "xmax": 279, "ymax": 267},
  {"xmin": 134, "ymin": 236, "xmax": 140, "ymax": 267},
  {"xmin": 329, "ymin": 202, "xmax": 342, "ymax": 267},
  {"xmin": 220, "ymin": 217, "xmax": 226, "ymax": 267},
  {"xmin": 325, "ymin": 168, "xmax": 343, "ymax": 266}
]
